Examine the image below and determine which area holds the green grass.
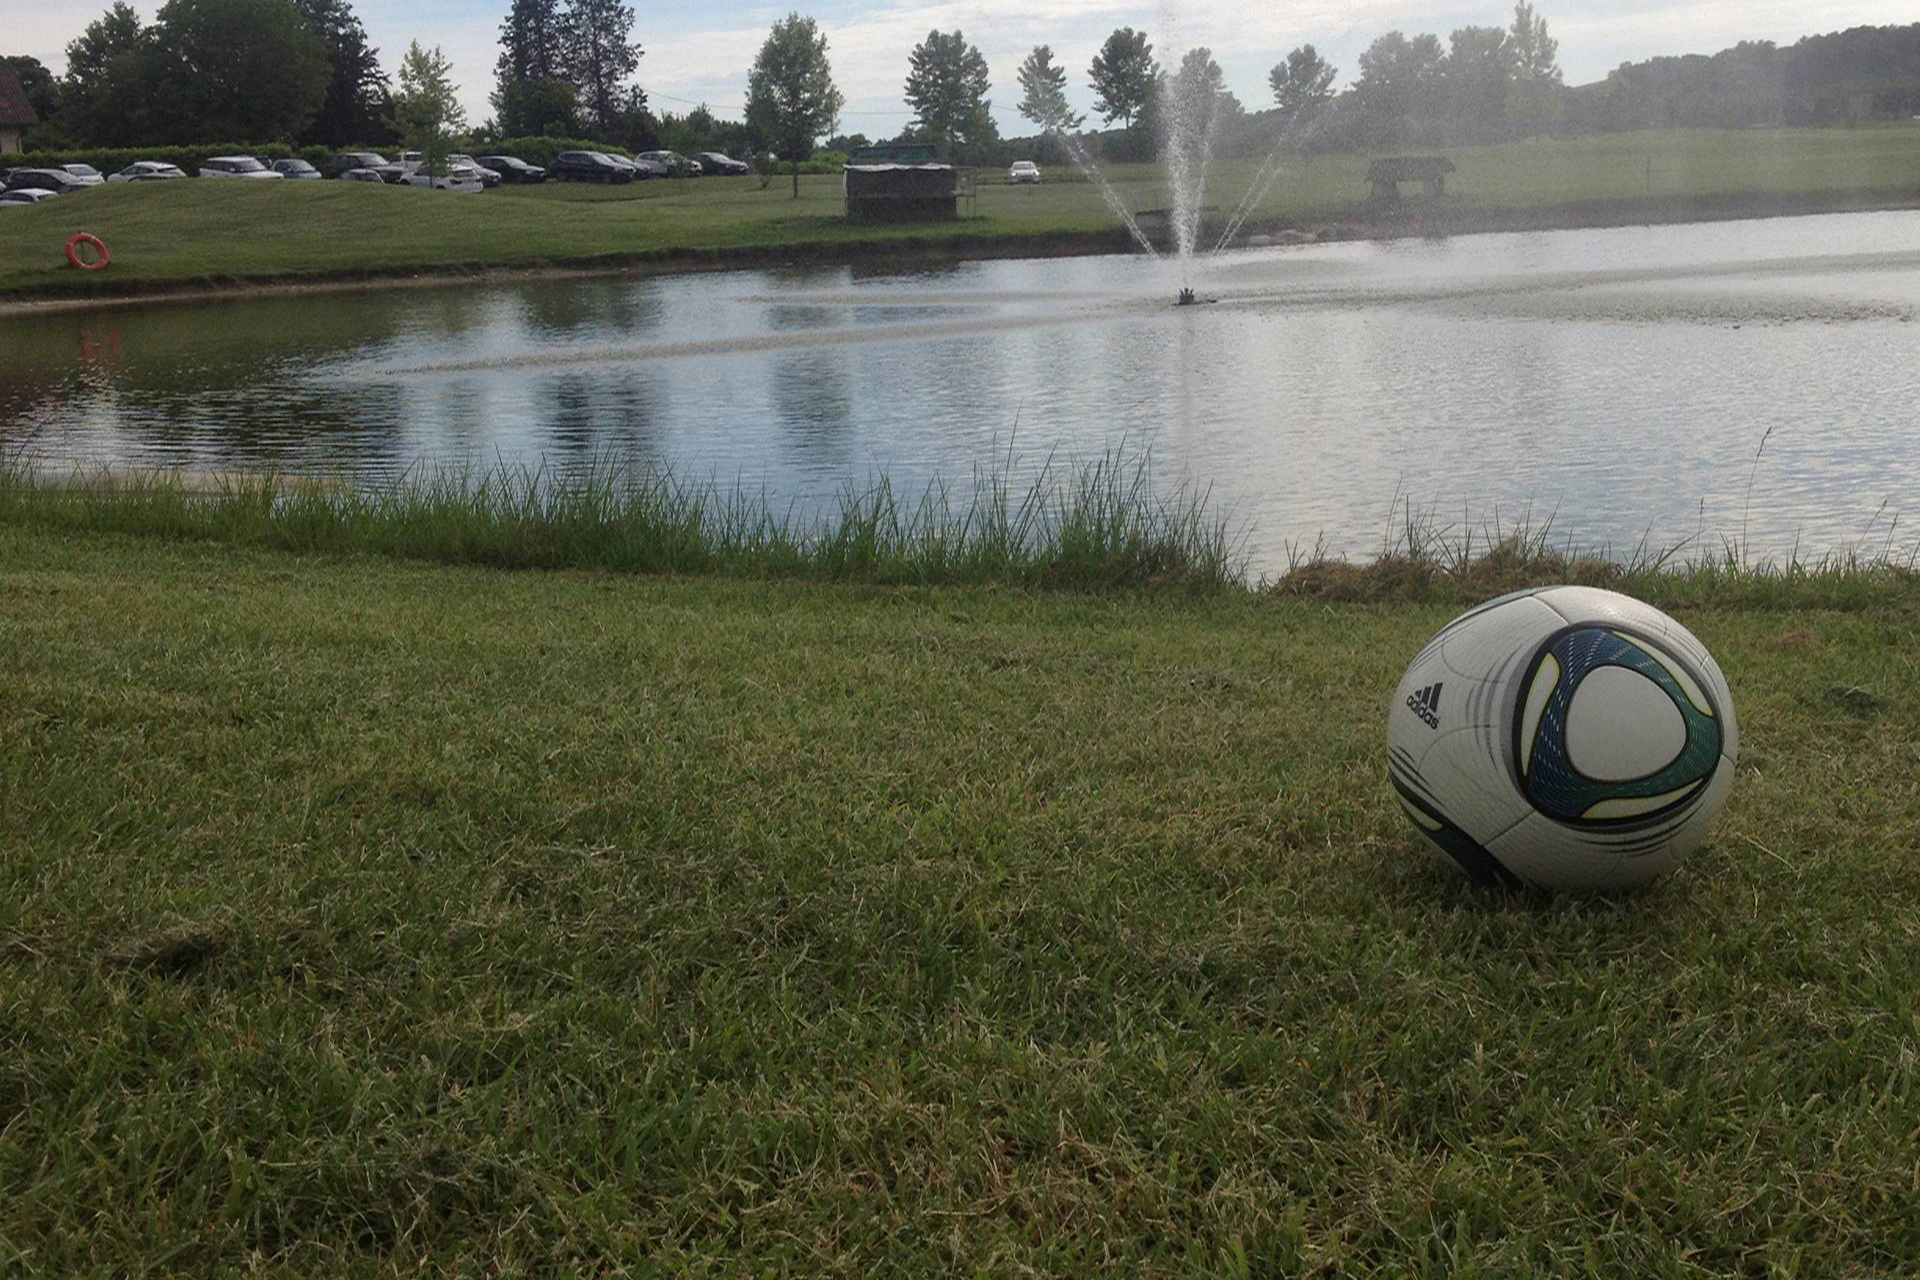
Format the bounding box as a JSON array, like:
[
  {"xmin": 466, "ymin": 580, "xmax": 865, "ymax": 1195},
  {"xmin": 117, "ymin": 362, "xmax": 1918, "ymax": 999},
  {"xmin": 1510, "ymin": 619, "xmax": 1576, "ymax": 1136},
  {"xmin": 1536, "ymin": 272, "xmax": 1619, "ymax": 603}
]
[
  {"xmin": 0, "ymin": 456, "xmax": 1240, "ymax": 593},
  {"xmin": 1, "ymin": 522, "xmax": 1917, "ymax": 1275},
  {"xmin": 2, "ymin": 125, "xmax": 1916, "ymax": 298},
  {"xmin": 4, "ymin": 458, "xmax": 1917, "ymax": 610}
]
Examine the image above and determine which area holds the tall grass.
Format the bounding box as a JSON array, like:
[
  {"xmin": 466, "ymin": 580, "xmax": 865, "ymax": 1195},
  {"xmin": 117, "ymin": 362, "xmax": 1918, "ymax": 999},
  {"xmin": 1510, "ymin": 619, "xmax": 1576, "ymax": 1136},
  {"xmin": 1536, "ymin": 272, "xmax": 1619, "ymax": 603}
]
[
  {"xmin": 1272, "ymin": 493, "xmax": 1920, "ymax": 608},
  {"xmin": 7, "ymin": 453, "xmax": 1919, "ymax": 606},
  {"xmin": 0, "ymin": 453, "xmax": 1240, "ymax": 593}
]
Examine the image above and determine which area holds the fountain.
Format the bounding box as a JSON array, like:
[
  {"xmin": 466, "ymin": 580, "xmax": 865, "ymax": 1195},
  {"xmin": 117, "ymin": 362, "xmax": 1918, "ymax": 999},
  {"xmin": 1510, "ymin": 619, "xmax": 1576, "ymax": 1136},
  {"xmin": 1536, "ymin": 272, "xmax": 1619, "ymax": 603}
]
[{"xmin": 1037, "ymin": 35, "xmax": 1271, "ymax": 302}]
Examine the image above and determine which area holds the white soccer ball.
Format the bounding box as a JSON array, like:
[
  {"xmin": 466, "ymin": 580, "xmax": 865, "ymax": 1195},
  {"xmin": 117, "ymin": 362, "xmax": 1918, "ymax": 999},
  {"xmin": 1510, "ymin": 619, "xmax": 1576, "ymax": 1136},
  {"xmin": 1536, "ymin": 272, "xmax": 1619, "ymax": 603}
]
[{"xmin": 1388, "ymin": 586, "xmax": 1738, "ymax": 892}]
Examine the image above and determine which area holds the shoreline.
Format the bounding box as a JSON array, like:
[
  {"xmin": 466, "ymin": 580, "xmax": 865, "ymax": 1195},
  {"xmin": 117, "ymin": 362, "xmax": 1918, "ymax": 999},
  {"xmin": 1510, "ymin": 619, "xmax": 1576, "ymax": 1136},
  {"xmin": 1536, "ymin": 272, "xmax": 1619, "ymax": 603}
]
[{"xmin": 3, "ymin": 187, "xmax": 1916, "ymax": 317}]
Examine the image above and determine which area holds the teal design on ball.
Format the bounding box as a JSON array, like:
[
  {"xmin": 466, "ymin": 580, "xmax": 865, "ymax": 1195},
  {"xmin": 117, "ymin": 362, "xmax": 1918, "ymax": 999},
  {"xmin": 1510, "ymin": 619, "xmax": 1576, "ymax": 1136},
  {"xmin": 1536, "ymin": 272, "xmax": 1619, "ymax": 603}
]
[{"xmin": 1518, "ymin": 627, "xmax": 1722, "ymax": 823}]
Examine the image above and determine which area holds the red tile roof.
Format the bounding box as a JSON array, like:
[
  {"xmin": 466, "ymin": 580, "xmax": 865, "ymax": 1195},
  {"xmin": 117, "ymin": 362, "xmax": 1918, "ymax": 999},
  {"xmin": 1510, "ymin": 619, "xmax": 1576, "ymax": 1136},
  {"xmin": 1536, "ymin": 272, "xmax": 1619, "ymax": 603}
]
[{"xmin": 0, "ymin": 68, "xmax": 41, "ymax": 129}]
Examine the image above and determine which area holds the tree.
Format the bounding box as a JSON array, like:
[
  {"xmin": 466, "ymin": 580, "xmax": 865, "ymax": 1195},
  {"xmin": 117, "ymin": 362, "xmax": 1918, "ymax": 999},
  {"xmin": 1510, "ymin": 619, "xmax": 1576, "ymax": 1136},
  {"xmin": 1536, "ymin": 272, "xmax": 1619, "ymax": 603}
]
[
  {"xmin": 1015, "ymin": 44, "xmax": 1081, "ymax": 133},
  {"xmin": 1505, "ymin": 2, "xmax": 1564, "ymax": 137},
  {"xmin": 497, "ymin": 0, "xmax": 565, "ymax": 85},
  {"xmin": 903, "ymin": 29, "xmax": 997, "ymax": 159},
  {"xmin": 293, "ymin": 0, "xmax": 389, "ymax": 145},
  {"xmin": 64, "ymin": 2, "xmax": 146, "ymax": 91},
  {"xmin": 1443, "ymin": 25, "xmax": 1515, "ymax": 142},
  {"xmin": 1268, "ymin": 44, "xmax": 1335, "ymax": 131},
  {"xmin": 492, "ymin": 75, "xmax": 579, "ymax": 137},
  {"xmin": 147, "ymin": 0, "xmax": 331, "ymax": 141},
  {"xmin": 60, "ymin": 2, "xmax": 152, "ymax": 144},
  {"xmin": 1353, "ymin": 30, "xmax": 1445, "ymax": 146},
  {"xmin": 393, "ymin": 40, "xmax": 465, "ymax": 177},
  {"xmin": 744, "ymin": 12, "xmax": 842, "ymax": 197},
  {"xmin": 1088, "ymin": 27, "xmax": 1154, "ymax": 129},
  {"xmin": 563, "ymin": 0, "xmax": 642, "ymax": 136}
]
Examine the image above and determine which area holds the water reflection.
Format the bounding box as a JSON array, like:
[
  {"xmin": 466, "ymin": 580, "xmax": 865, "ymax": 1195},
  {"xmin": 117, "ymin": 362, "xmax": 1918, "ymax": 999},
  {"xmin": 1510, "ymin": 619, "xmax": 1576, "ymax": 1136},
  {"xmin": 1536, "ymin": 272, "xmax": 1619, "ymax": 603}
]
[{"xmin": 3, "ymin": 209, "xmax": 1919, "ymax": 571}]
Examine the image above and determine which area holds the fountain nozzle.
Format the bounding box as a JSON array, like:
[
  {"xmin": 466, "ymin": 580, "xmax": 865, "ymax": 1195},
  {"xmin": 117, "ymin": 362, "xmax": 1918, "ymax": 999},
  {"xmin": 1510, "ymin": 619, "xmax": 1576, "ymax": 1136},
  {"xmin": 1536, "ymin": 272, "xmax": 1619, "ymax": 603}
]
[{"xmin": 1176, "ymin": 287, "xmax": 1197, "ymax": 306}]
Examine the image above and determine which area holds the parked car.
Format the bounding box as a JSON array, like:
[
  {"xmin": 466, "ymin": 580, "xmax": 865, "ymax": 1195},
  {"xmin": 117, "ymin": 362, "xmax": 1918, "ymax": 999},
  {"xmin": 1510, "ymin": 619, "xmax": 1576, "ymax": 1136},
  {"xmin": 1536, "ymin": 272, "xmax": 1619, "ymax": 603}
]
[
  {"xmin": 200, "ymin": 156, "xmax": 283, "ymax": 179},
  {"xmin": 695, "ymin": 151, "xmax": 749, "ymax": 176},
  {"xmin": 338, "ymin": 167, "xmax": 386, "ymax": 183},
  {"xmin": 371, "ymin": 151, "xmax": 434, "ymax": 183},
  {"xmin": 271, "ymin": 158, "xmax": 322, "ymax": 180},
  {"xmin": 0, "ymin": 187, "xmax": 60, "ymax": 207},
  {"xmin": 323, "ymin": 150, "xmax": 387, "ymax": 178},
  {"xmin": 551, "ymin": 150, "xmax": 632, "ymax": 183},
  {"xmin": 107, "ymin": 161, "xmax": 188, "ymax": 182},
  {"xmin": 58, "ymin": 163, "xmax": 106, "ymax": 187},
  {"xmin": 402, "ymin": 163, "xmax": 486, "ymax": 192},
  {"xmin": 637, "ymin": 150, "xmax": 700, "ymax": 177},
  {"xmin": 3, "ymin": 168, "xmax": 93, "ymax": 194},
  {"xmin": 475, "ymin": 155, "xmax": 546, "ymax": 183},
  {"xmin": 628, "ymin": 154, "xmax": 669, "ymax": 179},
  {"xmin": 446, "ymin": 155, "xmax": 502, "ymax": 187},
  {"xmin": 1007, "ymin": 160, "xmax": 1041, "ymax": 184}
]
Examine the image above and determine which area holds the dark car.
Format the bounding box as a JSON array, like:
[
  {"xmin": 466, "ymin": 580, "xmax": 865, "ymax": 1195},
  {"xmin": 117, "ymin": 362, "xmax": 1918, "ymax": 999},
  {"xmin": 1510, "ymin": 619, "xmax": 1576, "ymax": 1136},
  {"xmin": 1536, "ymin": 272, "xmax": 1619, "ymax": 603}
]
[
  {"xmin": 271, "ymin": 158, "xmax": 322, "ymax": 179},
  {"xmin": 4, "ymin": 168, "xmax": 92, "ymax": 195},
  {"xmin": 475, "ymin": 155, "xmax": 547, "ymax": 184},
  {"xmin": 696, "ymin": 151, "xmax": 749, "ymax": 176},
  {"xmin": 324, "ymin": 151, "xmax": 388, "ymax": 178},
  {"xmin": 551, "ymin": 151, "xmax": 632, "ymax": 184}
]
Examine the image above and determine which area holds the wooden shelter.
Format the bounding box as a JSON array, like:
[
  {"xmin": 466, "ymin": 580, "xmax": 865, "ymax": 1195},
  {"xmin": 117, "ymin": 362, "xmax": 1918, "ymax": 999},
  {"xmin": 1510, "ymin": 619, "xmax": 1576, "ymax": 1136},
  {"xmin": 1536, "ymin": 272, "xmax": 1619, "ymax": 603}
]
[
  {"xmin": 1366, "ymin": 156, "xmax": 1455, "ymax": 201},
  {"xmin": 843, "ymin": 160, "xmax": 959, "ymax": 223}
]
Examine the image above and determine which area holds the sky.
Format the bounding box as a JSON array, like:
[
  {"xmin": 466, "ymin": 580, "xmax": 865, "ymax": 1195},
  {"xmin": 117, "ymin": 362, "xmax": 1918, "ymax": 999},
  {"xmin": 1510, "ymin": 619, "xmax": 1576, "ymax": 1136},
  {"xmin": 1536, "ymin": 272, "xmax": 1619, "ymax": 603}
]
[{"xmin": 11, "ymin": 0, "xmax": 1919, "ymax": 138}]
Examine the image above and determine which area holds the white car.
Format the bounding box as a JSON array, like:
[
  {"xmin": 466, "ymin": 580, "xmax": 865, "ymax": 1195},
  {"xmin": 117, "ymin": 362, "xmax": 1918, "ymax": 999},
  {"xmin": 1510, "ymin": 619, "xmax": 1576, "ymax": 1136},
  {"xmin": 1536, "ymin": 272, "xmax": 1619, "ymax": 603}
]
[
  {"xmin": 1007, "ymin": 160, "xmax": 1041, "ymax": 184},
  {"xmin": 107, "ymin": 161, "xmax": 188, "ymax": 182},
  {"xmin": 0, "ymin": 188, "xmax": 60, "ymax": 207},
  {"xmin": 402, "ymin": 163, "xmax": 485, "ymax": 192},
  {"xmin": 199, "ymin": 156, "xmax": 283, "ymax": 179}
]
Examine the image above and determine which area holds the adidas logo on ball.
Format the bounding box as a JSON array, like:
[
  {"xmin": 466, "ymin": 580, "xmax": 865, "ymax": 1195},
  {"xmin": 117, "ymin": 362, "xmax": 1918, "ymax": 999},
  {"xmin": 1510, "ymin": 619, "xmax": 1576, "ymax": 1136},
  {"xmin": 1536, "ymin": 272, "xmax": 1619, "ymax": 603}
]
[{"xmin": 1405, "ymin": 681, "xmax": 1443, "ymax": 729}]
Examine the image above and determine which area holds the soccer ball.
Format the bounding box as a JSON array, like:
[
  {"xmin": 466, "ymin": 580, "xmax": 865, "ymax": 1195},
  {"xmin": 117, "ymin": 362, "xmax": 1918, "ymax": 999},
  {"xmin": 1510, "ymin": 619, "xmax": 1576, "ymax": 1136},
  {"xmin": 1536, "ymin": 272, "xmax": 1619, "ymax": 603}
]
[{"xmin": 1389, "ymin": 586, "xmax": 1738, "ymax": 892}]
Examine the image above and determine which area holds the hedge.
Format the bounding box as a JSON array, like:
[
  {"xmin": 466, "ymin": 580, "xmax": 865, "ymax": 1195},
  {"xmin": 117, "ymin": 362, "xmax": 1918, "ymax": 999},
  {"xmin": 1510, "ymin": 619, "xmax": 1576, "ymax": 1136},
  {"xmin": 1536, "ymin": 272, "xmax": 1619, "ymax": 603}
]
[{"xmin": 476, "ymin": 136, "xmax": 640, "ymax": 169}]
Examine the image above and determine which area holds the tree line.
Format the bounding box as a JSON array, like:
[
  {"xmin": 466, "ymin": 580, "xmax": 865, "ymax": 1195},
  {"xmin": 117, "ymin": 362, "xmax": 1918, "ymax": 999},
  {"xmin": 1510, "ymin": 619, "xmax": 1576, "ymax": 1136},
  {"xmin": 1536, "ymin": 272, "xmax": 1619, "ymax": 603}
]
[{"xmin": 8, "ymin": 1, "xmax": 1918, "ymax": 167}]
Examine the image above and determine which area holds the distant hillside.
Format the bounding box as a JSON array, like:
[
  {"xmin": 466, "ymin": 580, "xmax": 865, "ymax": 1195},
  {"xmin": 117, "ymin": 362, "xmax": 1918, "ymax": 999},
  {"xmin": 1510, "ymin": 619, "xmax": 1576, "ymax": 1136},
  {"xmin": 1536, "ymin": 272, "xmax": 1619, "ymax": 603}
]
[{"xmin": 1567, "ymin": 24, "xmax": 1920, "ymax": 131}]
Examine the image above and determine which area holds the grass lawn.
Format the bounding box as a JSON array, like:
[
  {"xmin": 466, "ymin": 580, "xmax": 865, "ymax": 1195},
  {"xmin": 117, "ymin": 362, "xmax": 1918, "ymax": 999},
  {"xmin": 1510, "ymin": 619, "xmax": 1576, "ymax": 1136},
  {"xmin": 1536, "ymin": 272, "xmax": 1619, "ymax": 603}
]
[
  {"xmin": 2, "ymin": 522, "xmax": 1916, "ymax": 1274},
  {"xmin": 1, "ymin": 126, "xmax": 1916, "ymax": 299}
]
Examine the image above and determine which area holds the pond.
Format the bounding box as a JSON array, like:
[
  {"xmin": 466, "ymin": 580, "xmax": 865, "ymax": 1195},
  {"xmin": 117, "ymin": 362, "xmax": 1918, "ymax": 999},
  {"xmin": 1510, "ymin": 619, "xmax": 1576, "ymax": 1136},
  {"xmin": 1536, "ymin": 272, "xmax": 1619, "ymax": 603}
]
[{"xmin": 3, "ymin": 208, "xmax": 1917, "ymax": 575}]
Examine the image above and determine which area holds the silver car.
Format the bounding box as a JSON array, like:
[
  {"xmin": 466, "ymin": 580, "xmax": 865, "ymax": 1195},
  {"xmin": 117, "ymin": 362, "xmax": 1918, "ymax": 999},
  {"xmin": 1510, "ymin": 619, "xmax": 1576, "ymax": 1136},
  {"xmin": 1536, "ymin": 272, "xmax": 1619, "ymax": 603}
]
[
  {"xmin": 107, "ymin": 161, "xmax": 188, "ymax": 182},
  {"xmin": 200, "ymin": 156, "xmax": 283, "ymax": 179}
]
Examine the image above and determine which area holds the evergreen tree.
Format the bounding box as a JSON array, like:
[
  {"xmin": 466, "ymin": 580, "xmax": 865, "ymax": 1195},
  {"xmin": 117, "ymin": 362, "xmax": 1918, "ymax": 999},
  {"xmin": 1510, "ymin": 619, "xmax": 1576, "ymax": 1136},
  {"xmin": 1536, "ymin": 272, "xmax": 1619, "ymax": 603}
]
[
  {"xmin": 292, "ymin": 0, "xmax": 389, "ymax": 145},
  {"xmin": 903, "ymin": 29, "xmax": 997, "ymax": 159},
  {"xmin": 563, "ymin": 0, "xmax": 642, "ymax": 135},
  {"xmin": 1015, "ymin": 44, "xmax": 1082, "ymax": 132}
]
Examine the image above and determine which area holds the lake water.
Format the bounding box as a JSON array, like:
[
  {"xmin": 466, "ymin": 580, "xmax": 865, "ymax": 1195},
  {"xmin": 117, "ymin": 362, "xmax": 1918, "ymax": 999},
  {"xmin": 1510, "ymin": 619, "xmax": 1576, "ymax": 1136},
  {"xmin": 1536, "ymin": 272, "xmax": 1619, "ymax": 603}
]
[{"xmin": 3, "ymin": 209, "xmax": 1917, "ymax": 575}]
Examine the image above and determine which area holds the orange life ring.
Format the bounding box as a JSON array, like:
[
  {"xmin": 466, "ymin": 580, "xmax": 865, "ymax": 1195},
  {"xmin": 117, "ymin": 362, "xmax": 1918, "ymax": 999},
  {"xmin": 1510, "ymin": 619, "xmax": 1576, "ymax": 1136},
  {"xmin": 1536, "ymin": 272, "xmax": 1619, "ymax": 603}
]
[{"xmin": 65, "ymin": 232, "xmax": 110, "ymax": 271}]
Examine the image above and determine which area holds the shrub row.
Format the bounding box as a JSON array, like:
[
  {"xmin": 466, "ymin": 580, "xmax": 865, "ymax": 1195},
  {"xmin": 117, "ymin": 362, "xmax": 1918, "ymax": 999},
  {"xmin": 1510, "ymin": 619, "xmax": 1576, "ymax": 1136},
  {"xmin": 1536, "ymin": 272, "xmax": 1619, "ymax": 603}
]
[{"xmin": 478, "ymin": 136, "xmax": 640, "ymax": 169}]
